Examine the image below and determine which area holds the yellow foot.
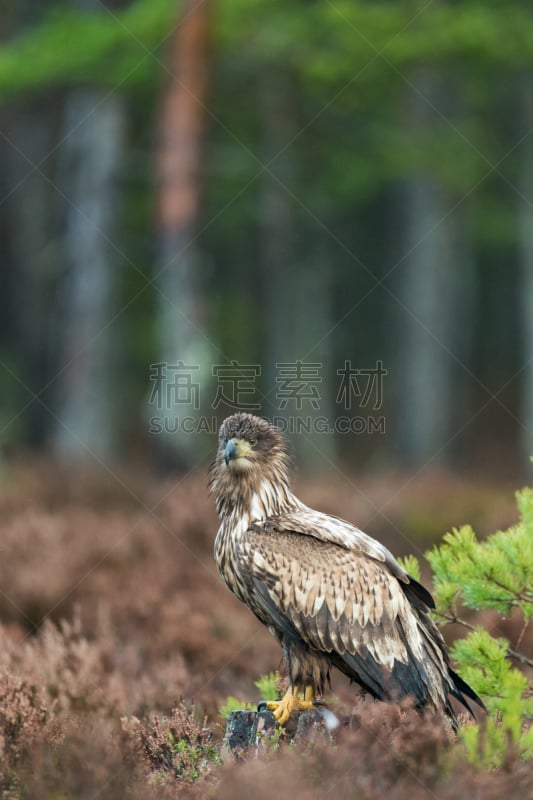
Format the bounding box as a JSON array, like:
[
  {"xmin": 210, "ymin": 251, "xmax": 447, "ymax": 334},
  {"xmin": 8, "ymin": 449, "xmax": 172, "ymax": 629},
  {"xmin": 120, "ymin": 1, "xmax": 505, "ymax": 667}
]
[{"xmin": 265, "ymin": 685, "xmax": 317, "ymax": 726}]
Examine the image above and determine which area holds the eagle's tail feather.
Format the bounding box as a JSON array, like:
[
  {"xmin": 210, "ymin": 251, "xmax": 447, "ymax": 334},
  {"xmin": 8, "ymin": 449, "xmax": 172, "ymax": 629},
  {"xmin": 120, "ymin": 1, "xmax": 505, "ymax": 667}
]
[{"xmin": 449, "ymin": 668, "xmax": 485, "ymax": 713}]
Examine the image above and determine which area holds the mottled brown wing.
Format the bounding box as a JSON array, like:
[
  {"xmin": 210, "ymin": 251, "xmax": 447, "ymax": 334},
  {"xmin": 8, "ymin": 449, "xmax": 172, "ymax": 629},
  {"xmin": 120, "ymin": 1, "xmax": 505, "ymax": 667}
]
[
  {"xmin": 258, "ymin": 509, "xmax": 435, "ymax": 609},
  {"xmin": 238, "ymin": 527, "xmax": 449, "ymax": 707}
]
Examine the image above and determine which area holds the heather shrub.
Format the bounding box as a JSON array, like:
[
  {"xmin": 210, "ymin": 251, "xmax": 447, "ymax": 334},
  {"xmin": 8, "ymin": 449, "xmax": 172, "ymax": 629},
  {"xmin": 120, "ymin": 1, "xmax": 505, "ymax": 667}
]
[
  {"xmin": 215, "ymin": 700, "xmax": 532, "ymax": 800},
  {"xmin": 17, "ymin": 720, "xmax": 151, "ymax": 800},
  {"xmin": 0, "ymin": 613, "xmax": 131, "ymax": 717},
  {"xmin": 0, "ymin": 671, "xmax": 59, "ymax": 793},
  {"xmin": 0, "ymin": 463, "xmax": 530, "ymax": 797},
  {"xmin": 122, "ymin": 703, "xmax": 221, "ymax": 784}
]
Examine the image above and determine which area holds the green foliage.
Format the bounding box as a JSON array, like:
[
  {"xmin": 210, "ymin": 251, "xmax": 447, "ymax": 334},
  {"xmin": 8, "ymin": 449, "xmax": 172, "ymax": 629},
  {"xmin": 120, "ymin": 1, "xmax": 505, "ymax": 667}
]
[
  {"xmin": 217, "ymin": 1, "xmax": 533, "ymax": 73},
  {"xmin": 397, "ymin": 554, "xmax": 421, "ymax": 582},
  {"xmin": 254, "ymin": 672, "xmax": 279, "ymax": 702},
  {"xmin": 451, "ymin": 629, "xmax": 533, "ymax": 766},
  {"xmin": 218, "ymin": 696, "xmax": 255, "ymax": 719},
  {"xmin": 219, "ymin": 672, "xmax": 279, "ymax": 718},
  {"xmin": 0, "ymin": 0, "xmax": 175, "ymax": 98},
  {"xmin": 452, "ymin": 628, "xmax": 533, "ymax": 767},
  {"xmin": 422, "ymin": 488, "xmax": 533, "ymax": 767},
  {"xmin": 427, "ymin": 490, "xmax": 533, "ymax": 619}
]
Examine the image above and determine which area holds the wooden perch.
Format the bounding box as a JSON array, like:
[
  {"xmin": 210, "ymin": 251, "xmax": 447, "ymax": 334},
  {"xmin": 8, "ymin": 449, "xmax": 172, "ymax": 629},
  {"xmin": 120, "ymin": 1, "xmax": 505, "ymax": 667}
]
[{"xmin": 222, "ymin": 707, "xmax": 337, "ymax": 758}]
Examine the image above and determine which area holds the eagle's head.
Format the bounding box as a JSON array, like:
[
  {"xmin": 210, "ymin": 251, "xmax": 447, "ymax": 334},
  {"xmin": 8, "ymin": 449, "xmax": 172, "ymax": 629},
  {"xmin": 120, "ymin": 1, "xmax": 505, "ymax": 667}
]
[
  {"xmin": 216, "ymin": 413, "xmax": 289, "ymax": 477},
  {"xmin": 209, "ymin": 413, "xmax": 292, "ymax": 518}
]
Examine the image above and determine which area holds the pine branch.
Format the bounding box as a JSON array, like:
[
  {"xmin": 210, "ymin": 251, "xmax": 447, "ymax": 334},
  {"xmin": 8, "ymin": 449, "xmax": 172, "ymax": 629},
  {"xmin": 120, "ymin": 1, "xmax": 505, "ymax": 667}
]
[
  {"xmin": 507, "ymin": 648, "xmax": 533, "ymax": 669},
  {"xmin": 439, "ymin": 612, "xmax": 533, "ymax": 669},
  {"xmin": 516, "ymin": 620, "xmax": 530, "ymax": 650},
  {"xmin": 484, "ymin": 574, "xmax": 533, "ymax": 604}
]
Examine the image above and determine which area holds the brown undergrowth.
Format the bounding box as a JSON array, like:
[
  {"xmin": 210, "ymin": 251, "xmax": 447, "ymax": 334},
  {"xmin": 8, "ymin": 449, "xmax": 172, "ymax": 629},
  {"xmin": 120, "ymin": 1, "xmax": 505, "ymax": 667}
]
[{"xmin": 0, "ymin": 460, "xmax": 529, "ymax": 797}]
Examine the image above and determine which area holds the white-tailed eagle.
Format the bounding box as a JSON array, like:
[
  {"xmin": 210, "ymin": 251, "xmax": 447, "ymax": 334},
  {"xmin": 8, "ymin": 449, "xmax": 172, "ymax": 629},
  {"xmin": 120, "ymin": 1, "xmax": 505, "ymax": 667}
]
[{"xmin": 209, "ymin": 413, "xmax": 482, "ymax": 726}]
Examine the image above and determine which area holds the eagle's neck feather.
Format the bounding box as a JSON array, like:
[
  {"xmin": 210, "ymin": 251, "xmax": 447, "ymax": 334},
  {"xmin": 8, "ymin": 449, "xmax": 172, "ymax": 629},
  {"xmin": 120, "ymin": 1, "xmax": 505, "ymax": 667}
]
[{"xmin": 216, "ymin": 475, "xmax": 301, "ymax": 527}]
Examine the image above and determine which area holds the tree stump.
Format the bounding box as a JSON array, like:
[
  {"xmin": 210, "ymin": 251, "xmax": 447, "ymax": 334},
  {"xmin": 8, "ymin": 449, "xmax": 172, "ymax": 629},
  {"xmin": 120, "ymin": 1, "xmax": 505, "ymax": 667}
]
[{"xmin": 222, "ymin": 707, "xmax": 336, "ymax": 758}]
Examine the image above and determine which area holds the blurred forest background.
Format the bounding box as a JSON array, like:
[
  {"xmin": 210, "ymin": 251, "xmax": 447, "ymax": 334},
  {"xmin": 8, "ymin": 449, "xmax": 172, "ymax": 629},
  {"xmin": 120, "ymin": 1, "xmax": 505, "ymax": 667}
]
[
  {"xmin": 1, "ymin": 4, "xmax": 533, "ymax": 794},
  {"xmin": 1, "ymin": 0, "xmax": 533, "ymax": 481}
]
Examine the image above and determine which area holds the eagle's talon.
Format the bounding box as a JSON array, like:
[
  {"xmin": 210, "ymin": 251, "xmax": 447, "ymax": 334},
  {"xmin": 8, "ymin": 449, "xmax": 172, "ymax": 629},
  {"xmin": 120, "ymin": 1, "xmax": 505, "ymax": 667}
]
[{"xmin": 262, "ymin": 685, "xmax": 319, "ymax": 726}]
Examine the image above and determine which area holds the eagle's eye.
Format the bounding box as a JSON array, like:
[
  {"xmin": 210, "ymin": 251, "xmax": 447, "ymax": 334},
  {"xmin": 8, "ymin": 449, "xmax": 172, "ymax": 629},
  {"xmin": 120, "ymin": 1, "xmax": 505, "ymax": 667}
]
[{"xmin": 248, "ymin": 437, "xmax": 257, "ymax": 446}]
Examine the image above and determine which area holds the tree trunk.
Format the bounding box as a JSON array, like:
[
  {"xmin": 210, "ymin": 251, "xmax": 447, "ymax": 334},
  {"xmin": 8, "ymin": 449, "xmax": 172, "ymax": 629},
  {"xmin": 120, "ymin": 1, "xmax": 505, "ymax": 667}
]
[
  {"xmin": 2, "ymin": 102, "xmax": 57, "ymax": 447},
  {"xmin": 295, "ymin": 235, "xmax": 337, "ymax": 468},
  {"xmin": 259, "ymin": 78, "xmax": 337, "ymax": 468},
  {"xmin": 0, "ymin": 2, "xmax": 62, "ymax": 450},
  {"xmin": 519, "ymin": 78, "xmax": 533, "ymax": 472},
  {"xmin": 395, "ymin": 69, "xmax": 472, "ymax": 467},
  {"xmin": 259, "ymin": 76, "xmax": 297, "ymax": 416},
  {"xmin": 222, "ymin": 708, "xmax": 332, "ymax": 758},
  {"xmin": 53, "ymin": 88, "xmax": 125, "ymax": 463},
  {"xmin": 152, "ymin": 0, "xmax": 212, "ymax": 468}
]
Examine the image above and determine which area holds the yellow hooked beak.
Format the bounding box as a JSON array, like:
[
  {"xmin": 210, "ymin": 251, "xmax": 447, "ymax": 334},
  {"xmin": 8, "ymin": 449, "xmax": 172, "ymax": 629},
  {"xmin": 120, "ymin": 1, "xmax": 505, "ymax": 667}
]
[{"xmin": 224, "ymin": 437, "xmax": 254, "ymax": 465}]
